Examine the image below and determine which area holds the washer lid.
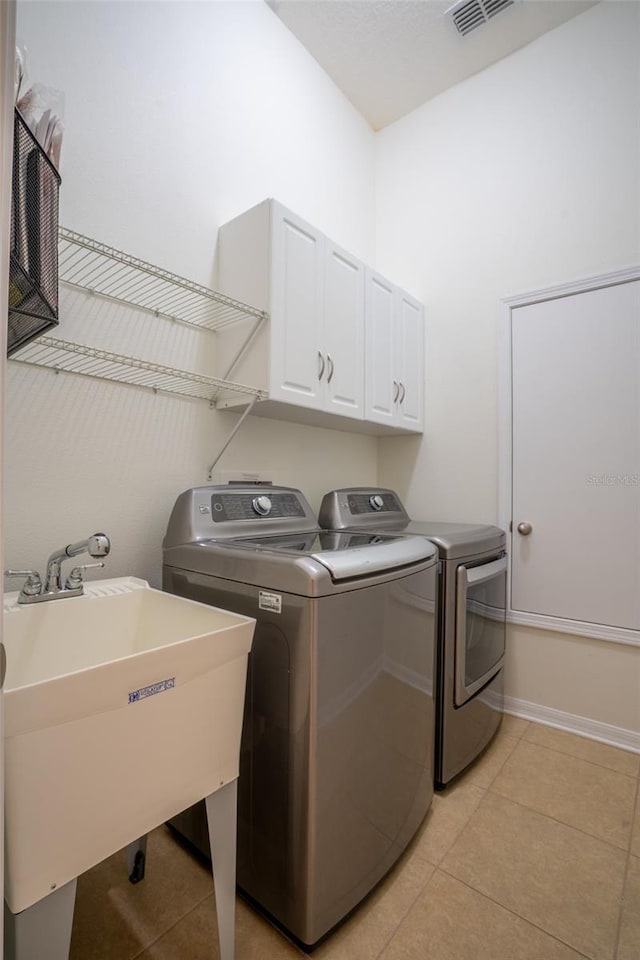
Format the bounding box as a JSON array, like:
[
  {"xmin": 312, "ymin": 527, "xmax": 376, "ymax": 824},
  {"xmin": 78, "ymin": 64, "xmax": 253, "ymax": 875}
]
[{"xmin": 221, "ymin": 530, "xmax": 437, "ymax": 580}]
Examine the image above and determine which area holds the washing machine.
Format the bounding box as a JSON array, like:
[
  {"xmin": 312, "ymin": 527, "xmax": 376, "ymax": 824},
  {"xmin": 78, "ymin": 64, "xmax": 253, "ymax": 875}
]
[
  {"xmin": 162, "ymin": 484, "xmax": 438, "ymax": 949},
  {"xmin": 318, "ymin": 488, "xmax": 507, "ymax": 788}
]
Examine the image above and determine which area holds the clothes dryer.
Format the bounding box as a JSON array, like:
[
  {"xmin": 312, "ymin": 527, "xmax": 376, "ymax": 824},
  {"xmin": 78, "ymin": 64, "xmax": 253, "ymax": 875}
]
[{"xmin": 319, "ymin": 488, "xmax": 506, "ymax": 787}]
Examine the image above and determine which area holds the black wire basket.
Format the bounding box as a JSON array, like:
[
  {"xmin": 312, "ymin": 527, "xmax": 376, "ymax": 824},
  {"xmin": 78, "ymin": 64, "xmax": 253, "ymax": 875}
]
[{"xmin": 8, "ymin": 108, "xmax": 61, "ymax": 356}]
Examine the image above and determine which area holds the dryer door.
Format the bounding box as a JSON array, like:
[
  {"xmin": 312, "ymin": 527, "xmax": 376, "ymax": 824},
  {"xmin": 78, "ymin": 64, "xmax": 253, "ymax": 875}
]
[{"xmin": 455, "ymin": 556, "xmax": 507, "ymax": 706}]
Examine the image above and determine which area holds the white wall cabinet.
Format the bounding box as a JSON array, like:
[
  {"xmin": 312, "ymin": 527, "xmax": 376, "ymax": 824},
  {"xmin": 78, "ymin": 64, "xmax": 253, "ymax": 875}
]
[
  {"xmin": 218, "ymin": 200, "xmax": 365, "ymax": 422},
  {"xmin": 270, "ymin": 209, "xmax": 365, "ymax": 416},
  {"xmin": 270, "ymin": 205, "xmax": 325, "ymax": 409},
  {"xmin": 217, "ymin": 199, "xmax": 422, "ymax": 435},
  {"xmin": 365, "ymin": 269, "xmax": 424, "ymax": 431},
  {"xmin": 321, "ymin": 239, "xmax": 365, "ymax": 417}
]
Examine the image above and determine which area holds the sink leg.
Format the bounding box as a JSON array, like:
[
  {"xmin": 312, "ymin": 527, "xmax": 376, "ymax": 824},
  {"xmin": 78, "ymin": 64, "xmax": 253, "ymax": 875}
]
[
  {"xmin": 4, "ymin": 878, "xmax": 77, "ymax": 960},
  {"xmin": 125, "ymin": 834, "xmax": 148, "ymax": 884},
  {"xmin": 205, "ymin": 780, "xmax": 237, "ymax": 960}
]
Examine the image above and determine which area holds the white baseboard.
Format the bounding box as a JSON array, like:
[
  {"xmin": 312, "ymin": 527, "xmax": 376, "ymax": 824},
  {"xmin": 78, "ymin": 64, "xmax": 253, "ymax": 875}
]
[{"xmin": 503, "ymin": 695, "xmax": 640, "ymax": 755}]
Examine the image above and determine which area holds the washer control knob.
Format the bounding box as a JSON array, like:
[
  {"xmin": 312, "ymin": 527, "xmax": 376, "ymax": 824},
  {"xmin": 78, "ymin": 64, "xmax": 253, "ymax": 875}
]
[
  {"xmin": 252, "ymin": 495, "xmax": 272, "ymax": 517},
  {"xmin": 369, "ymin": 494, "xmax": 385, "ymax": 511}
]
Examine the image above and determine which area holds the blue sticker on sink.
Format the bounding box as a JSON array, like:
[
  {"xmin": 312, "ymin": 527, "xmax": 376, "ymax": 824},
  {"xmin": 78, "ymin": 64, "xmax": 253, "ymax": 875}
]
[{"xmin": 128, "ymin": 677, "xmax": 175, "ymax": 704}]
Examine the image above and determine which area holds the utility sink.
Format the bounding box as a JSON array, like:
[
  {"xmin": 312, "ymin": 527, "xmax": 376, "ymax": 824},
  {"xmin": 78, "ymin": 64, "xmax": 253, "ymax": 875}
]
[{"xmin": 3, "ymin": 577, "xmax": 255, "ymax": 915}]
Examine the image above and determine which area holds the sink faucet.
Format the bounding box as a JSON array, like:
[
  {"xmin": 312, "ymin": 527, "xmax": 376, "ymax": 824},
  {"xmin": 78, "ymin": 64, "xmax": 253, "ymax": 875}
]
[
  {"xmin": 43, "ymin": 533, "xmax": 111, "ymax": 593},
  {"xmin": 6, "ymin": 533, "xmax": 111, "ymax": 604}
]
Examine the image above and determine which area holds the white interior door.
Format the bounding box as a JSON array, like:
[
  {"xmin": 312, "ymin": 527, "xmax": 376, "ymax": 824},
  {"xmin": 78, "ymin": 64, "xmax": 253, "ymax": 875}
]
[
  {"xmin": 0, "ymin": 0, "xmax": 16, "ymax": 942},
  {"xmin": 511, "ymin": 280, "xmax": 640, "ymax": 631}
]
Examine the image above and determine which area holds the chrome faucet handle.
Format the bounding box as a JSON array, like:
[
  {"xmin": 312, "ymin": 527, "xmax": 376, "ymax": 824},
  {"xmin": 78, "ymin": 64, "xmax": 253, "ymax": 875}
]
[
  {"xmin": 64, "ymin": 561, "xmax": 105, "ymax": 591},
  {"xmin": 5, "ymin": 569, "xmax": 43, "ymax": 598}
]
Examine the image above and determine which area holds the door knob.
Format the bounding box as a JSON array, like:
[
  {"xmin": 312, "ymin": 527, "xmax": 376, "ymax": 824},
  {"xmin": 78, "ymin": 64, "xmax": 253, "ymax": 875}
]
[{"xmin": 517, "ymin": 521, "xmax": 533, "ymax": 536}]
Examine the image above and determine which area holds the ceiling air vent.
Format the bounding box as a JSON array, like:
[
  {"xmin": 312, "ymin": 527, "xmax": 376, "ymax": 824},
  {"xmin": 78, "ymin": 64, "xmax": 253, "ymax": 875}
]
[{"xmin": 447, "ymin": 0, "xmax": 515, "ymax": 37}]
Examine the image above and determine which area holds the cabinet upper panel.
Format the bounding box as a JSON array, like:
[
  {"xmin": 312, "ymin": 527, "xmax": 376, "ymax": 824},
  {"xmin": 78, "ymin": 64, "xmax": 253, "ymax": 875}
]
[
  {"xmin": 323, "ymin": 241, "xmax": 364, "ymax": 416},
  {"xmin": 365, "ymin": 269, "xmax": 424, "ymax": 432},
  {"xmin": 270, "ymin": 210, "xmax": 324, "ymax": 406},
  {"xmin": 365, "ymin": 271, "xmax": 396, "ymax": 423},
  {"xmin": 396, "ymin": 290, "xmax": 424, "ymax": 430}
]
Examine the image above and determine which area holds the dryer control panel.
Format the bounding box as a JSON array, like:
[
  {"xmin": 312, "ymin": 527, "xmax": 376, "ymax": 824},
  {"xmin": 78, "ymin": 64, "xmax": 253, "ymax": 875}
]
[{"xmin": 318, "ymin": 488, "xmax": 411, "ymax": 531}]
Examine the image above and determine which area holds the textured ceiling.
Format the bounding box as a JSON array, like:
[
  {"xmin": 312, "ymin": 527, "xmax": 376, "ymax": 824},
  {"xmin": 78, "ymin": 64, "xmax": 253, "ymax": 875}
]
[{"xmin": 267, "ymin": 0, "xmax": 597, "ymax": 130}]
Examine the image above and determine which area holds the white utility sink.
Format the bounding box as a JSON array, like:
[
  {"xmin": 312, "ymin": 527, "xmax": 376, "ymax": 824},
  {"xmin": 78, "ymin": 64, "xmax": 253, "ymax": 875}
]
[{"xmin": 3, "ymin": 577, "xmax": 255, "ymax": 915}]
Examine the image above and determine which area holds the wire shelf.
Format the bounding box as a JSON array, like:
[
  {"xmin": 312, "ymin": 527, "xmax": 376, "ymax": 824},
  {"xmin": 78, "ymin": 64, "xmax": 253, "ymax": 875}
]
[
  {"xmin": 9, "ymin": 227, "xmax": 269, "ymax": 411},
  {"xmin": 11, "ymin": 335, "xmax": 268, "ymax": 405},
  {"xmin": 57, "ymin": 227, "xmax": 267, "ymax": 332}
]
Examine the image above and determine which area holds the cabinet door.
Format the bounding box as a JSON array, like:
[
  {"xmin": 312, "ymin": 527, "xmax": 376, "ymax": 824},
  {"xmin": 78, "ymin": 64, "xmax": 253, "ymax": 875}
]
[
  {"xmin": 323, "ymin": 241, "xmax": 364, "ymax": 418},
  {"xmin": 270, "ymin": 205, "xmax": 324, "ymax": 409},
  {"xmin": 511, "ymin": 280, "xmax": 640, "ymax": 630},
  {"xmin": 365, "ymin": 269, "xmax": 396, "ymax": 425},
  {"xmin": 396, "ymin": 289, "xmax": 424, "ymax": 431}
]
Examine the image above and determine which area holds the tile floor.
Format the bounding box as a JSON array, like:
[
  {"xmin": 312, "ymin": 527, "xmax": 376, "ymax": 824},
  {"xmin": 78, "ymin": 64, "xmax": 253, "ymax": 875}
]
[{"xmin": 69, "ymin": 716, "xmax": 640, "ymax": 960}]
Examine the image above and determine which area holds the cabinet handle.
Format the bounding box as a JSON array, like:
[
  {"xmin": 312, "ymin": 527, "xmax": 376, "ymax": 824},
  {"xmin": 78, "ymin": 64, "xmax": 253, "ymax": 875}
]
[
  {"xmin": 399, "ymin": 381, "xmax": 406, "ymax": 403},
  {"xmin": 327, "ymin": 354, "xmax": 334, "ymax": 384},
  {"xmin": 393, "ymin": 380, "xmax": 399, "ymax": 403},
  {"xmin": 318, "ymin": 351, "xmax": 325, "ymax": 381}
]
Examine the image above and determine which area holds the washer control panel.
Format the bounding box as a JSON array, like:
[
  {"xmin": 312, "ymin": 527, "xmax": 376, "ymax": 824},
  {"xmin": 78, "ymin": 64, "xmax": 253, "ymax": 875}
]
[
  {"xmin": 164, "ymin": 485, "xmax": 318, "ymax": 548},
  {"xmin": 210, "ymin": 491, "xmax": 306, "ymax": 522}
]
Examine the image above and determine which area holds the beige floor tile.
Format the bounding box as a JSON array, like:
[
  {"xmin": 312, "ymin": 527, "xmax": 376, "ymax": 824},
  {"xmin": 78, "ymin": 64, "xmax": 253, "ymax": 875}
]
[
  {"xmin": 441, "ymin": 792, "xmax": 626, "ymax": 960},
  {"xmin": 69, "ymin": 827, "xmax": 214, "ymax": 960},
  {"xmin": 137, "ymin": 895, "xmax": 303, "ymax": 959},
  {"xmin": 500, "ymin": 714, "xmax": 530, "ymax": 740},
  {"xmin": 524, "ymin": 724, "xmax": 640, "ymax": 778},
  {"xmin": 407, "ymin": 778, "xmax": 485, "ymax": 866},
  {"xmin": 491, "ymin": 739, "xmax": 637, "ymax": 850},
  {"xmin": 617, "ymin": 855, "xmax": 640, "ymax": 960},
  {"xmin": 380, "ymin": 871, "xmax": 587, "ymax": 960},
  {"xmin": 314, "ymin": 850, "xmax": 434, "ymax": 960},
  {"xmin": 460, "ymin": 732, "xmax": 519, "ymax": 790}
]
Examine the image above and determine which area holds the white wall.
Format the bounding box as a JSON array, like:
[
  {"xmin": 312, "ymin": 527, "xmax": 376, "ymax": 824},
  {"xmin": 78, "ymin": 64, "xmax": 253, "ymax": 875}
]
[
  {"xmin": 505, "ymin": 625, "xmax": 640, "ymax": 739},
  {"xmin": 376, "ymin": 0, "xmax": 639, "ymax": 522},
  {"xmin": 374, "ymin": 1, "xmax": 640, "ymax": 735},
  {"xmin": 7, "ymin": 0, "xmax": 378, "ymax": 587}
]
